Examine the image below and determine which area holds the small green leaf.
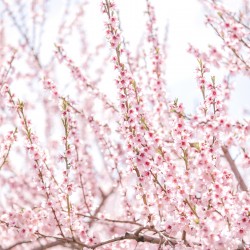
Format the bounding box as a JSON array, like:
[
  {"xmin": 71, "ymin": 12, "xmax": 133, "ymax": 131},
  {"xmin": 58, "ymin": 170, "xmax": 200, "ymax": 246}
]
[{"xmin": 189, "ymin": 142, "xmax": 200, "ymax": 151}]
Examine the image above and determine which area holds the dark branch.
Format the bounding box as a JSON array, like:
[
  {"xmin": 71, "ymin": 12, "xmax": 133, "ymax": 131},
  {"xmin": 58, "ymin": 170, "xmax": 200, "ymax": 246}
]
[
  {"xmin": 222, "ymin": 146, "xmax": 248, "ymax": 192},
  {"xmin": 0, "ymin": 241, "xmax": 32, "ymax": 250}
]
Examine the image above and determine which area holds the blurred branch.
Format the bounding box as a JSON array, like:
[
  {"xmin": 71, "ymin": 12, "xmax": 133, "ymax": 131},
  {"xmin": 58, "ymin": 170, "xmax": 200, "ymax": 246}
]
[
  {"xmin": 222, "ymin": 146, "xmax": 248, "ymax": 191},
  {"xmin": 0, "ymin": 241, "xmax": 32, "ymax": 250},
  {"xmin": 89, "ymin": 187, "xmax": 115, "ymax": 227}
]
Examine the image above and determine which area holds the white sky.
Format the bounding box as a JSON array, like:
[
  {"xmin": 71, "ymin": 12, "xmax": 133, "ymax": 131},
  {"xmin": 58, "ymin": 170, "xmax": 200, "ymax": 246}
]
[
  {"xmin": 118, "ymin": 0, "xmax": 250, "ymax": 117},
  {"xmin": 81, "ymin": 0, "xmax": 250, "ymax": 116},
  {"xmin": 2, "ymin": 0, "xmax": 250, "ymax": 117}
]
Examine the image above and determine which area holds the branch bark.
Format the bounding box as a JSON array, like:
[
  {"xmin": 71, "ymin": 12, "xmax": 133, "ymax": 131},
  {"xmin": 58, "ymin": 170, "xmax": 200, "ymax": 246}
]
[
  {"xmin": 222, "ymin": 146, "xmax": 248, "ymax": 192},
  {"xmin": 31, "ymin": 240, "xmax": 82, "ymax": 250},
  {"xmin": 0, "ymin": 241, "xmax": 32, "ymax": 250},
  {"xmin": 24, "ymin": 232, "xmax": 172, "ymax": 250}
]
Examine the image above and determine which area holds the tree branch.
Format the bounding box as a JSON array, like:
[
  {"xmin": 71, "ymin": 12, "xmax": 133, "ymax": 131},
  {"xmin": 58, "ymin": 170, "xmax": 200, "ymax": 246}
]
[
  {"xmin": 77, "ymin": 213, "xmax": 142, "ymax": 226},
  {"xmin": 0, "ymin": 241, "xmax": 32, "ymax": 250},
  {"xmin": 31, "ymin": 240, "xmax": 82, "ymax": 250},
  {"xmin": 11, "ymin": 231, "xmax": 174, "ymax": 250},
  {"xmin": 89, "ymin": 188, "xmax": 114, "ymax": 227},
  {"xmin": 88, "ymin": 231, "xmax": 176, "ymax": 249},
  {"xmin": 222, "ymin": 146, "xmax": 248, "ymax": 191}
]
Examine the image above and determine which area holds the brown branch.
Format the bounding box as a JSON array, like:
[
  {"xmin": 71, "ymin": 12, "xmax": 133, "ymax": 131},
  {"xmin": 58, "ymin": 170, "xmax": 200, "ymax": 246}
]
[
  {"xmin": 208, "ymin": 22, "xmax": 250, "ymax": 71},
  {"xmin": 89, "ymin": 188, "xmax": 114, "ymax": 227},
  {"xmin": 1, "ymin": 240, "xmax": 32, "ymax": 250},
  {"xmin": 77, "ymin": 213, "xmax": 142, "ymax": 226},
  {"xmin": 0, "ymin": 221, "xmax": 198, "ymax": 250},
  {"xmin": 79, "ymin": 173, "xmax": 92, "ymax": 216},
  {"xmin": 33, "ymin": 230, "xmax": 176, "ymax": 250},
  {"xmin": 31, "ymin": 240, "xmax": 82, "ymax": 250},
  {"xmin": 0, "ymin": 128, "xmax": 17, "ymax": 170},
  {"xmin": 88, "ymin": 231, "xmax": 176, "ymax": 249},
  {"xmin": 222, "ymin": 146, "xmax": 248, "ymax": 191},
  {"xmin": 3, "ymin": 2, "xmax": 42, "ymax": 69}
]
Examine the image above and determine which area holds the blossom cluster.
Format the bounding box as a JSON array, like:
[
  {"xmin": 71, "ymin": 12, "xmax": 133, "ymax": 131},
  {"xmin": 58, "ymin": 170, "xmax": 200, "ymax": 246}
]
[{"xmin": 0, "ymin": 0, "xmax": 249, "ymax": 250}]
